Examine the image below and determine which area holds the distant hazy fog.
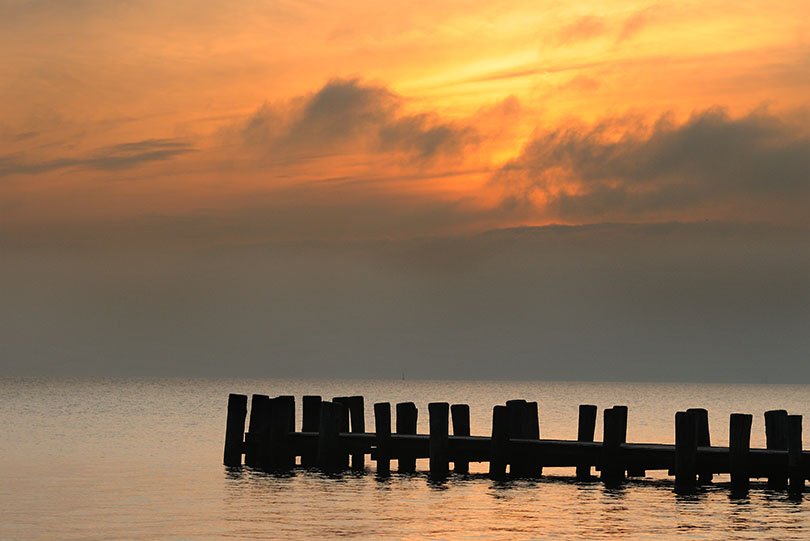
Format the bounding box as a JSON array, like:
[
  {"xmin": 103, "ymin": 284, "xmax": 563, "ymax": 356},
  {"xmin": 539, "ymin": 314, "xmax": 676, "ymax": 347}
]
[{"xmin": 1, "ymin": 222, "xmax": 807, "ymax": 382}]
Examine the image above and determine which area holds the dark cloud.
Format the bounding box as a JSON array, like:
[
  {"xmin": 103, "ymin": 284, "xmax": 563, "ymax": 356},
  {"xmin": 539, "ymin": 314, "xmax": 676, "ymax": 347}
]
[
  {"xmin": 555, "ymin": 16, "xmax": 607, "ymax": 44},
  {"xmin": 495, "ymin": 108, "xmax": 810, "ymax": 224},
  {"xmin": 240, "ymin": 78, "xmax": 477, "ymax": 161},
  {"xmin": 0, "ymin": 138, "xmax": 194, "ymax": 177}
]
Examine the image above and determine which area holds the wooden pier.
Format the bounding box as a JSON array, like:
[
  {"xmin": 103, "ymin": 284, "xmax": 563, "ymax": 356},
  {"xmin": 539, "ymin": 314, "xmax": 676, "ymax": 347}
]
[{"xmin": 223, "ymin": 393, "xmax": 808, "ymax": 497}]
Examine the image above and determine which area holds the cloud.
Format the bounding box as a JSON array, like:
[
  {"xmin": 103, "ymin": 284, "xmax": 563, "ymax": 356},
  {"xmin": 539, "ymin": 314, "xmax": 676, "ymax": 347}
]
[
  {"xmin": 618, "ymin": 6, "xmax": 660, "ymax": 42},
  {"xmin": 555, "ymin": 16, "xmax": 607, "ymax": 45},
  {"xmin": 238, "ymin": 78, "xmax": 477, "ymax": 162},
  {"xmin": 494, "ymin": 108, "xmax": 810, "ymax": 224},
  {"xmin": 0, "ymin": 138, "xmax": 194, "ymax": 177}
]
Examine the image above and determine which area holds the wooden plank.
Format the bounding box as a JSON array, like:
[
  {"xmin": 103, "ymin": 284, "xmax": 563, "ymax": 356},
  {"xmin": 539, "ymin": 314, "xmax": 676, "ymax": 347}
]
[
  {"xmin": 451, "ymin": 404, "xmax": 471, "ymax": 474},
  {"xmin": 765, "ymin": 409, "xmax": 788, "ymax": 489},
  {"xmin": 374, "ymin": 402, "xmax": 392, "ymax": 476},
  {"xmin": 729, "ymin": 413, "xmax": 753, "ymax": 496},
  {"xmin": 576, "ymin": 404, "xmax": 597, "ymax": 480},
  {"xmin": 506, "ymin": 400, "xmax": 530, "ymax": 477},
  {"xmin": 525, "ymin": 401, "xmax": 542, "ymax": 477},
  {"xmin": 429, "ymin": 402, "xmax": 450, "ymax": 479},
  {"xmin": 396, "ymin": 402, "xmax": 418, "ymax": 473},
  {"xmin": 332, "ymin": 396, "xmax": 351, "ymax": 469},
  {"xmin": 223, "ymin": 393, "xmax": 248, "ymax": 467}
]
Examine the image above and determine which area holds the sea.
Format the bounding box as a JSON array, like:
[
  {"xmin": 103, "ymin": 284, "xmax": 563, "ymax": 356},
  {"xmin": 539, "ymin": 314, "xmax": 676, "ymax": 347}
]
[{"xmin": 2, "ymin": 378, "xmax": 810, "ymax": 540}]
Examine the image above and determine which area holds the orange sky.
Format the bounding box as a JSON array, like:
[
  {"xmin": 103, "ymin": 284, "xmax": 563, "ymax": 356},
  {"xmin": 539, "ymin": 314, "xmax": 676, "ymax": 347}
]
[{"xmin": 1, "ymin": 0, "xmax": 808, "ymax": 247}]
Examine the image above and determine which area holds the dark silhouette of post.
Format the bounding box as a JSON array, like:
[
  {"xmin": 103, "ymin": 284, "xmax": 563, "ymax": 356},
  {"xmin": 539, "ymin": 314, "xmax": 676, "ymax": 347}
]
[
  {"xmin": 489, "ymin": 405, "xmax": 509, "ymax": 481},
  {"xmin": 245, "ymin": 394, "xmax": 271, "ymax": 468},
  {"xmin": 601, "ymin": 407, "xmax": 624, "ymax": 487},
  {"xmin": 317, "ymin": 401, "xmax": 345, "ymax": 472},
  {"xmin": 686, "ymin": 408, "xmax": 711, "ymax": 484},
  {"xmin": 764, "ymin": 409, "xmax": 788, "ymax": 489},
  {"xmin": 396, "ymin": 402, "xmax": 418, "ymax": 473},
  {"xmin": 576, "ymin": 405, "xmax": 597, "ymax": 480},
  {"xmin": 451, "ymin": 404, "xmax": 471, "ymax": 474},
  {"xmin": 613, "ymin": 405, "xmax": 632, "ymax": 478},
  {"xmin": 429, "ymin": 402, "xmax": 450, "ymax": 479},
  {"xmin": 787, "ymin": 415, "xmax": 803, "ymax": 496},
  {"xmin": 525, "ymin": 401, "xmax": 542, "ymax": 477},
  {"xmin": 506, "ymin": 399, "xmax": 529, "ymax": 477},
  {"xmin": 224, "ymin": 393, "xmax": 247, "ymax": 466},
  {"xmin": 348, "ymin": 396, "xmax": 366, "ymax": 470},
  {"xmin": 729, "ymin": 413, "xmax": 752, "ymax": 497},
  {"xmin": 332, "ymin": 397, "xmax": 351, "ymax": 469},
  {"xmin": 674, "ymin": 411, "xmax": 697, "ymax": 494},
  {"xmin": 263, "ymin": 396, "xmax": 294, "ymax": 470},
  {"xmin": 300, "ymin": 395, "xmax": 322, "ymax": 467},
  {"xmin": 374, "ymin": 402, "xmax": 392, "ymax": 476}
]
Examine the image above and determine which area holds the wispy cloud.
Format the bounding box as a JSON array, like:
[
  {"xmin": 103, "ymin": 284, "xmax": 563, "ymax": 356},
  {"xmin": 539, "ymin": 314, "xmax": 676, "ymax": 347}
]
[{"xmin": 0, "ymin": 138, "xmax": 194, "ymax": 177}]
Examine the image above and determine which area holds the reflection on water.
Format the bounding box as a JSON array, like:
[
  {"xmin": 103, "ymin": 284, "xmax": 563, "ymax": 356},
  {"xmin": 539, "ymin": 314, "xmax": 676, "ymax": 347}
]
[{"xmin": 2, "ymin": 377, "xmax": 810, "ymax": 539}]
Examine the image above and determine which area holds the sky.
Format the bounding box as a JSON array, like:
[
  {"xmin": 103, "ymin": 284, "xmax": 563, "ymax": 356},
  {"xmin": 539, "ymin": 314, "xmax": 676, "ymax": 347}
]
[{"xmin": 1, "ymin": 0, "xmax": 808, "ymax": 379}]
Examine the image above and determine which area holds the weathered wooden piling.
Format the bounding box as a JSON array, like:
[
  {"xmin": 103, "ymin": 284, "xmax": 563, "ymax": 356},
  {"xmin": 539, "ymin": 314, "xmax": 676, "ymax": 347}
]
[
  {"xmin": 765, "ymin": 409, "xmax": 788, "ymax": 489},
  {"xmin": 787, "ymin": 415, "xmax": 803, "ymax": 495},
  {"xmin": 489, "ymin": 405, "xmax": 509, "ymax": 480},
  {"xmin": 687, "ymin": 408, "xmax": 712, "ymax": 484},
  {"xmin": 374, "ymin": 402, "xmax": 392, "ymax": 475},
  {"xmin": 245, "ymin": 394, "xmax": 271, "ymax": 468},
  {"xmin": 263, "ymin": 396, "xmax": 295, "ymax": 470},
  {"xmin": 601, "ymin": 407, "xmax": 625, "ymax": 487},
  {"xmin": 317, "ymin": 401, "xmax": 345, "ymax": 471},
  {"xmin": 613, "ymin": 405, "xmax": 632, "ymax": 478},
  {"xmin": 674, "ymin": 411, "xmax": 697, "ymax": 493},
  {"xmin": 347, "ymin": 396, "xmax": 366, "ymax": 470},
  {"xmin": 525, "ymin": 401, "xmax": 542, "ymax": 477},
  {"xmin": 396, "ymin": 402, "xmax": 418, "ymax": 473},
  {"xmin": 576, "ymin": 404, "xmax": 597, "ymax": 480},
  {"xmin": 451, "ymin": 404, "xmax": 471, "ymax": 474},
  {"xmin": 429, "ymin": 402, "xmax": 450, "ymax": 479},
  {"xmin": 224, "ymin": 393, "xmax": 248, "ymax": 466},
  {"xmin": 332, "ymin": 397, "xmax": 352, "ymax": 469},
  {"xmin": 300, "ymin": 395, "xmax": 321, "ymax": 467},
  {"xmin": 729, "ymin": 413, "xmax": 753, "ymax": 496},
  {"xmin": 507, "ymin": 400, "xmax": 531, "ymax": 477}
]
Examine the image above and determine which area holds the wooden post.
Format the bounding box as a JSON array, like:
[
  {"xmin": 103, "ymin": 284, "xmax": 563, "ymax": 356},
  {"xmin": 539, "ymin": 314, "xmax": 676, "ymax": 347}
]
[
  {"xmin": 764, "ymin": 409, "xmax": 788, "ymax": 490},
  {"xmin": 525, "ymin": 401, "xmax": 542, "ymax": 477},
  {"xmin": 674, "ymin": 411, "xmax": 697, "ymax": 494},
  {"xmin": 601, "ymin": 407, "xmax": 623, "ymax": 487},
  {"xmin": 374, "ymin": 402, "xmax": 392, "ymax": 476},
  {"xmin": 729, "ymin": 413, "xmax": 753, "ymax": 496},
  {"xmin": 687, "ymin": 408, "xmax": 712, "ymax": 484},
  {"xmin": 489, "ymin": 405, "xmax": 509, "ymax": 481},
  {"xmin": 332, "ymin": 396, "xmax": 351, "ymax": 469},
  {"xmin": 300, "ymin": 395, "xmax": 321, "ymax": 467},
  {"xmin": 787, "ymin": 414, "xmax": 803, "ymax": 496},
  {"xmin": 348, "ymin": 396, "xmax": 366, "ymax": 470},
  {"xmin": 224, "ymin": 393, "xmax": 248, "ymax": 466},
  {"xmin": 576, "ymin": 404, "xmax": 597, "ymax": 480},
  {"xmin": 451, "ymin": 404, "xmax": 471, "ymax": 474},
  {"xmin": 506, "ymin": 399, "xmax": 529, "ymax": 477},
  {"xmin": 273, "ymin": 395, "xmax": 295, "ymax": 469},
  {"xmin": 613, "ymin": 405, "xmax": 631, "ymax": 478},
  {"xmin": 429, "ymin": 402, "xmax": 450, "ymax": 479},
  {"xmin": 317, "ymin": 401, "xmax": 345, "ymax": 472},
  {"xmin": 245, "ymin": 394, "xmax": 271, "ymax": 468},
  {"xmin": 396, "ymin": 402, "xmax": 418, "ymax": 473}
]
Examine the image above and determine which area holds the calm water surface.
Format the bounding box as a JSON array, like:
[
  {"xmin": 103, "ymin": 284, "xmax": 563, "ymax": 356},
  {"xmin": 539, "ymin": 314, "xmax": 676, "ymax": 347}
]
[{"xmin": 2, "ymin": 378, "xmax": 810, "ymax": 540}]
